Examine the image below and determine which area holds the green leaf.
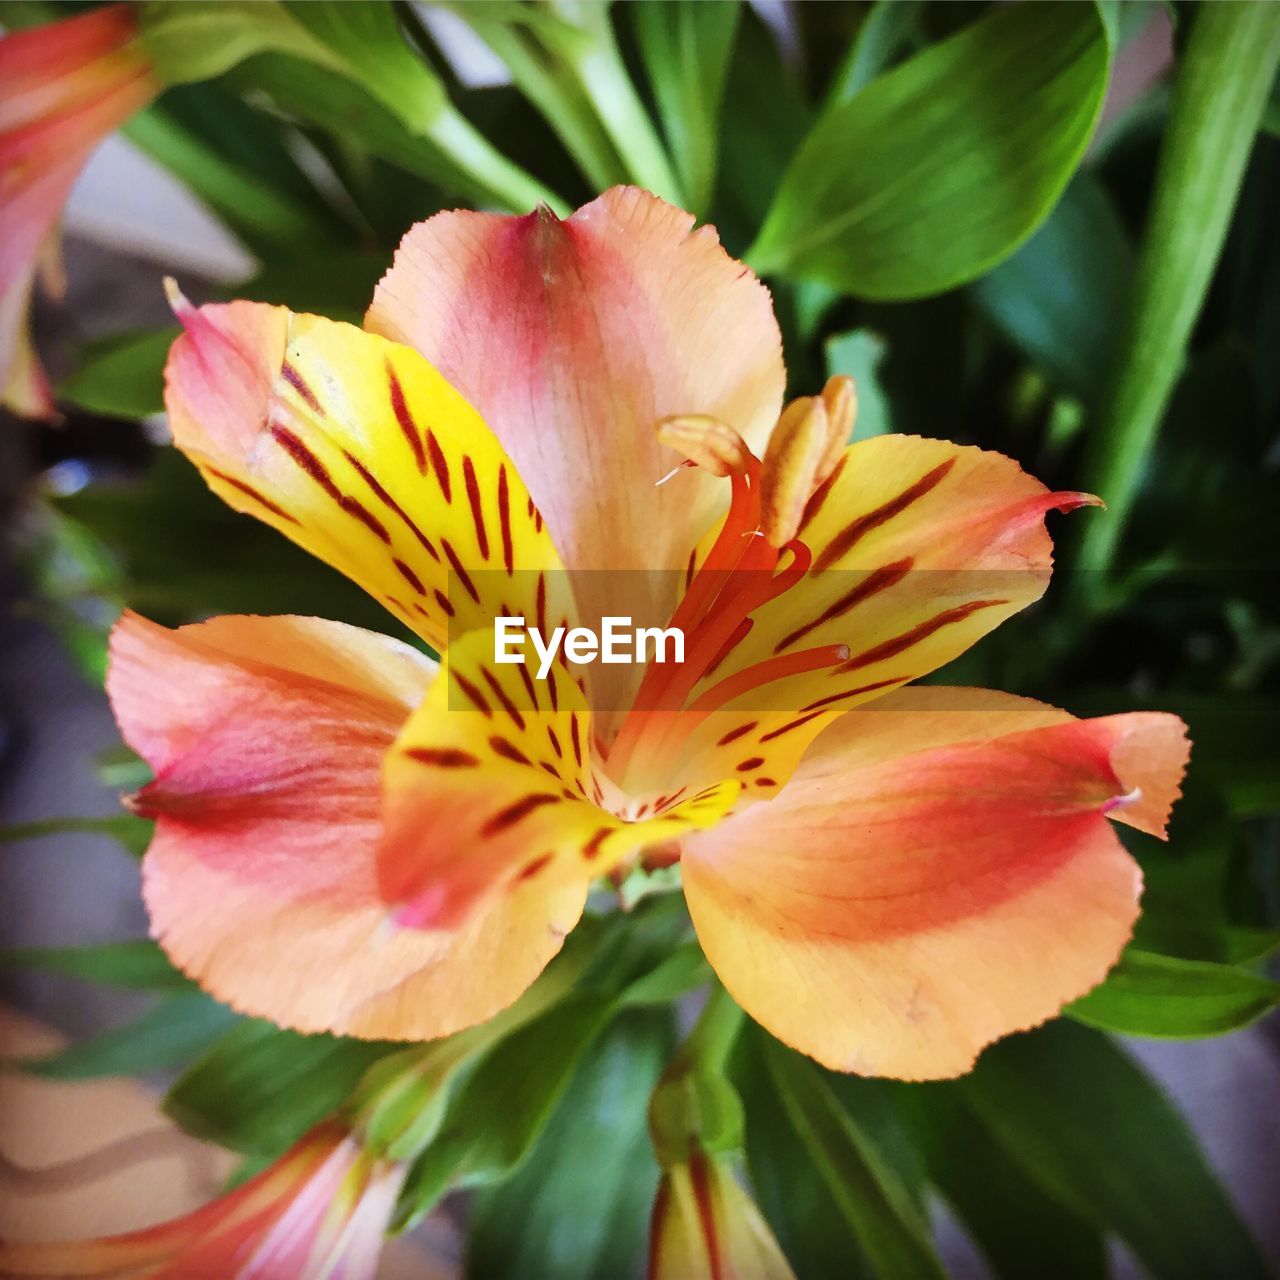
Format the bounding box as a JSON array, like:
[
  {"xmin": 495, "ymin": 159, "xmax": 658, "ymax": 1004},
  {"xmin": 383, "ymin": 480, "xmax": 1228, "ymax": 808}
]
[
  {"xmin": 760, "ymin": 1035, "xmax": 946, "ymax": 1280},
  {"xmin": 631, "ymin": 0, "xmax": 742, "ymax": 213},
  {"xmin": 1075, "ymin": 2, "xmax": 1280, "ymax": 591},
  {"xmin": 230, "ymin": 51, "xmax": 558, "ymax": 214},
  {"xmin": 953, "ymin": 1020, "xmax": 1269, "ymax": 1280},
  {"xmin": 1065, "ymin": 947, "xmax": 1280, "ymax": 1037},
  {"xmin": 467, "ymin": 1010, "xmax": 673, "ymax": 1280},
  {"xmin": 165, "ymin": 1020, "xmax": 397, "ymax": 1156},
  {"xmin": 735, "ymin": 1030, "xmax": 873, "ymax": 1279},
  {"xmin": 138, "ymin": 0, "xmax": 339, "ymax": 85},
  {"xmin": 825, "ymin": 329, "xmax": 894, "ymax": 436},
  {"xmin": 392, "ymin": 993, "xmax": 618, "ymax": 1231},
  {"xmin": 282, "ymin": 0, "xmax": 446, "ymax": 130},
  {"xmin": 973, "ymin": 173, "xmax": 1134, "ymax": 402},
  {"xmin": 0, "ymin": 815, "xmax": 152, "ymax": 859},
  {"xmin": 13, "ymin": 995, "xmax": 239, "ymax": 1081},
  {"xmin": 748, "ymin": 2, "xmax": 1112, "ymax": 299},
  {"xmin": 0, "ymin": 940, "xmax": 188, "ymax": 992},
  {"xmin": 59, "ymin": 327, "xmax": 176, "ymax": 421},
  {"xmin": 823, "ymin": 0, "xmax": 923, "ymax": 110},
  {"xmin": 125, "ymin": 84, "xmax": 348, "ymax": 257},
  {"xmin": 616, "ymin": 938, "xmax": 709, "ymax": 1007},
  {"xmin": 903, "ymin": 1086, "xmax": 1105, "ymax": 1280}
]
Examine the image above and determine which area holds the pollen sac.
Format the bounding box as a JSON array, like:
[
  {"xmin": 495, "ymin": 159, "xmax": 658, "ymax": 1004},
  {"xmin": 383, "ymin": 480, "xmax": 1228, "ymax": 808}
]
[
  {"xmin": 760, "ymin": 395, "xmax": 829, "ymax": 547},
  {"xmin": 818, "ymin": 374, "xmax": 857, "ymax": 482},
  {"xmin": 656, "ymin": 414, "xmax": 751, "ymax": 477}
]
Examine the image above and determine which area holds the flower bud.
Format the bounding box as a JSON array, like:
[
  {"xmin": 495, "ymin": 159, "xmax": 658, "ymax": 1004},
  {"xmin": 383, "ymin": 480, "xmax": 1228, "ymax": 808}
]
[{"xmin": 649, "ymin": 1148, "xmax": 796, "ymax": 1280}]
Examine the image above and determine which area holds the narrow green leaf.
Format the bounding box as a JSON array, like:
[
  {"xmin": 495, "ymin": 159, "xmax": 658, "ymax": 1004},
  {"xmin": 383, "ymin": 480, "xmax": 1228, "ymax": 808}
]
[
  {"xmin": 165, "ymin": 1020, "xmax": 397, "ymax": 1156},
  {"xmin": 823, "ymin": 0, "xmax": 923, "ymax": 109},
  {"xmin": 59, "ymin": 327, "xmax": 176, "ymax": 421},
  {"xmin": 392, "ymin": 994, "xmax": 616, "ymax": 1231},
  {"xmin": 748, "ymin": 2, "xmax": 1112, "ymax": 299},
  {"xmin": 973, "ymin": 173, "xmax": 1134, "ymax": 402},
  {"xmin": 0, "ymin": 815, "xmax": 152, "ymax": 859},
  {"xmin": 440, "ymin": 1, "xmax": 628, "ymax": 194},
  {"xmin": 13, "ymin": 995, "xmax": 239, "ymax": 1081},
  {"xmin": 761, "ymin": 1036, "xmax": 946, "ymax": 1280},
  {"xmin": 954, "ymin": 1020, "xmax": 1269, "ymax": 1280},
  {"xmin": 1076, "ymin": 1, "xmax": 1280, "ymax": 589},
  {"xmin": 631, "ymin": 0, "xmax": 742, "ymax": 212},
  {"xmin": 617, "ymin": 939, "xmax": 709, "ymax": 1007},
  {"xmin": 230, "ymin": 51, "xmax": 560, "ymax": 214},
  {"xmin": 467, "ymin": 1010, "xmax": 673, "ymax": 1280},
  {"xmin": 1066, "ymin": 947, "xmax": 1280, "ymax": 1037},
  {"xmin": 283, "ymin": 0, "xmax": 446, "ymax": 128},
  {"xmin": 0, "ymin": 940, "xmax": 188, "ymax": 992},
  {"xmin": 138, "ymin": 0, "xmax": 338, "ymax": 85},
  {"xmin": 825, "ymin": 329, "xmax": 894, "ymax": 436},
  {"xmin": 903, "ymin": 1086, "xmax": 1105, "ymax": 1280},
  {"xmin": 735, "ymin": 1030, "xmax": 874, "ymax": 1279},
  {"xmin": 124, "ymin": 84, "xmax": 348, "ymax": 256}
]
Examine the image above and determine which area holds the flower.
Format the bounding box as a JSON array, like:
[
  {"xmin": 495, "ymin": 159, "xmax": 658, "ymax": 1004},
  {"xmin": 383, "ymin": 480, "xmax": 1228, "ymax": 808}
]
[
  {"xmin": 0, "ymin": 5, "xmax": 157, "ymax": 418},
  {"xmin": 0, "ymin": 1120, "xmax": 404, "ymax": 1280},
  {"xmin": 108, "ymin": 186, "xmax": 1190, "ymax": 1080},
  {"xmin": 649, "ymin": 1149, "xmax": 795, "ymax": 1280}
]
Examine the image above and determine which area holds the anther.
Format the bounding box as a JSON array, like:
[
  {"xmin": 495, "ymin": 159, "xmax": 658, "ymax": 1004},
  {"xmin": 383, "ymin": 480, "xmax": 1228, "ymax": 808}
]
[
  {"xmin": 656, "ymin": 414, "xmax": 751, "ymax": 477},
  {"xmin": 817, "ymin": 375, "xmax": 857, "ymax": 482},
  {"xmin": 759, "ymin": 396, "xmax": 829, "ymax": 547}
]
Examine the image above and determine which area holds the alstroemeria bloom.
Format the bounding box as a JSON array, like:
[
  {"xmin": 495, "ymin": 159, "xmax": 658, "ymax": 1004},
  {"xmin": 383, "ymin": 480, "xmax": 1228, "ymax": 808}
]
[
  {"xmin": 109, "ymin": 187, "xmax": 1189, "ymax": 1080},
  {"xmin": 0, "ymin": 1120, "xmax": 403, "ymax": 1280},
  {"xmin": 650, "ymin": 1149, "xmax": 795, "ymax": 1280},
  {"xmin": 0, "ymin": 5, "xmax": 157, "ymax": 417}
]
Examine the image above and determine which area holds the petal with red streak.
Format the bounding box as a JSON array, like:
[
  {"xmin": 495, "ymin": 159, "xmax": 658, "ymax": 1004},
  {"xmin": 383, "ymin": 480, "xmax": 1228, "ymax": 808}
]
[
  {"xmin": 365, "ymin": 186, "xmax": 785, "ymax": 629},
  {"xmin": 163, "ymin": 300, "xmax": 565, "ymax": 652},
  {"xmin": 680, "ymin": 436, "xmax": 1098, "ymax": 721},
  {"xmin": 682, "ymin": 687, "xmax": 1189, "ymax": 1080},
  {"xmin": 107, "ymin": 612, "xmax": 585, "ymax": 1041}
]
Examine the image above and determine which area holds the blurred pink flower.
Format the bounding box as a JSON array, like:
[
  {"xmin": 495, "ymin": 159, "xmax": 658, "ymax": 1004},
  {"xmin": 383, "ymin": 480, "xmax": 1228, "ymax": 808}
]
[
  {"xmin": 0, "ymin": 1120, "xmax": 406, "ymax": 1279},
  {"xmin": 0, "ymin": 5, "xmax": 157, "ymax": 418}
]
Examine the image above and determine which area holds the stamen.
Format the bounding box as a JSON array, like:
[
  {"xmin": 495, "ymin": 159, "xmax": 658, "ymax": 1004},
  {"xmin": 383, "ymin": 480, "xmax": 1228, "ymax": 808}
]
[
  {"xmin": 686, "ymin": 644, "xmax": 851, "ymax": 717},
  {"xmin": 656, "ymin": 414, "xmax": 751, "ymax": 477}
]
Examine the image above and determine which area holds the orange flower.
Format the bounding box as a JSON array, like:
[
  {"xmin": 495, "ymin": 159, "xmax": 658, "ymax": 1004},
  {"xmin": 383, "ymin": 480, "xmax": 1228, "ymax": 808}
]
[
  {"xmin": 650, "ymin": 1149, "xmax": 795, "ymax": 1280},
  {"xmin": 108, "ymin": 187, "xmax": 1190, "ymax": 1080},
  {"xmin": 0, "ymin": 5, "xmax": 157, "ymax": 418},
  {"xmin": 0, "ymin": 1121, "xmax": 404, "ymax": 1280}
]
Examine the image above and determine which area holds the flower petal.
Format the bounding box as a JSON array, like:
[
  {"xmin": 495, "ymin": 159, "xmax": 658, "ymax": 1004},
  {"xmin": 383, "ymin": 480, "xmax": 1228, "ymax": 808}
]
[
  {"xmin": 163, "ymin": 299, "xmax": 564, "ymax": 652},
  {"xmin": 682, "ymin": 687, "xmax": 1189, "ymax": 1080},
  {"xmin": 107, "ymin": 612, "xmax": 582, "ymax": 1040},
  {"xmin": 377, "ymin": 630, "xmax": 740, "ymax": 935},
  {"xmin": 365, "ymin": 186, "xmax": 785, "ymax": 626},
  {"xmin": 682, "ymin": 435, "xmax": 1097, "ymax": 719}
]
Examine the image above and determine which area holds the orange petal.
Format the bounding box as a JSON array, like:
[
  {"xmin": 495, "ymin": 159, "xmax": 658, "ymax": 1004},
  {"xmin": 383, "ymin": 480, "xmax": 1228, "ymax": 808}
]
[
  {"xmin": 684, "ymin": 435, "xmax": 1098, "ymax": 719},
  {"xmin": 106, "ymin": 612, "xmax": 581, "ymax": 1041},
  {"xmin": 162, "ymin": 297, "xmax": 565, "ymax": 653},
  {"xmin": 682, "ymin": 687, "xmax": 1189, "ymax": 1080},
  {"xmin": 365, "ymin": 186, "xmax": 785, "ymax": 629}
]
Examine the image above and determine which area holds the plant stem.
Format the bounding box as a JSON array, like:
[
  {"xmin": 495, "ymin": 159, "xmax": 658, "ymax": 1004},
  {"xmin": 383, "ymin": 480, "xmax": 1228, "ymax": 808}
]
[
  {"xmin": 1074, "ymin": 1, "xmax": 1280, "ymax": 606},
  {"xmin": 428, "ymin": 104, "xmax": 568, "ymax": 216},
  {"xmin": 676, "ymin": 981, "xmax": 745, "ymax": 1076}
]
